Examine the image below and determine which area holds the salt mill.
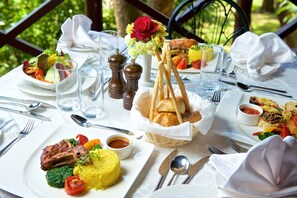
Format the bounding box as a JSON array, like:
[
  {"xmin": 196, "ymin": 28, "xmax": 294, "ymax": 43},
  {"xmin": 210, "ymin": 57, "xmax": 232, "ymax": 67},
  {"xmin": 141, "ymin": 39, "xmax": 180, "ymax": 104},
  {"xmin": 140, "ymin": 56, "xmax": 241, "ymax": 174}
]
[
  {"xmin": 123, "ymin": 60, "xmax": 143, "ymax": 110},
  {"xmin": 108, "ymin": 49, "xmax": 127, "ymax": 99}
]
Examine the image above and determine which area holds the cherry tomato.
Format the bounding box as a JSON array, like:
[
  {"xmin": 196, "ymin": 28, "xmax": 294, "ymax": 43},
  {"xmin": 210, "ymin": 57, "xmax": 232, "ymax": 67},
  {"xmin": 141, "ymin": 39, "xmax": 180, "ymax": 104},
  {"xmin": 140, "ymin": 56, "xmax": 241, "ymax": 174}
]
[
  {"xmin": 64, "ymin": 176, "xmax": 85, "ymax": 195},
  {"xmin": 280, "ymin": 123, "xmax": 290, "ymax": 139},
  {"xmin": 176, "ymin": 57, "xmax": 188, "ymax": 70},
  {"xmin": 34, "ymin": 69, "xmax": 44, "ymax": 79},
  {"xmin": 191, "ymin": 59, "xmax": 201, "ymax": 69},
  {"xmin": 294, "ymin": 115, "xmax": 297, "ymax": 127},
  {"xmin": 76, "ymin": 134, "xmax": 89, "ymax": 146}
]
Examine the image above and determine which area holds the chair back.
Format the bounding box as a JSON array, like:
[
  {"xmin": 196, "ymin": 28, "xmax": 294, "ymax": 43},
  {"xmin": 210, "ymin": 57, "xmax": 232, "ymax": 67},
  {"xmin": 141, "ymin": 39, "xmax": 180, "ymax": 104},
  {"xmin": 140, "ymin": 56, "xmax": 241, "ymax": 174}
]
[{"xmin": 167, "ymin": 0, "xmax": 250, "ymax": 47}]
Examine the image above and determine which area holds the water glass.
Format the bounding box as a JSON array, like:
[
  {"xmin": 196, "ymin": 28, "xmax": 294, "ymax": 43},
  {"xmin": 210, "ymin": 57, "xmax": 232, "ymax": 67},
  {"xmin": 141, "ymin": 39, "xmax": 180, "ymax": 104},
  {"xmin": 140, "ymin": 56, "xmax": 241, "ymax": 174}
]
[
  {"xmin": 200, "ymin": 44, "xmax": 224, "ymax": 91},
  {"xmin": 99, "ymin": 30, "xmax": 119, "ymax": 76},
  {"xmin": 78, "ymin": 64, "xmax": 104, "ymax": 119},
  {"xmin": 54, "ymin": 60, "xmax": 80, "ymax": 112}
]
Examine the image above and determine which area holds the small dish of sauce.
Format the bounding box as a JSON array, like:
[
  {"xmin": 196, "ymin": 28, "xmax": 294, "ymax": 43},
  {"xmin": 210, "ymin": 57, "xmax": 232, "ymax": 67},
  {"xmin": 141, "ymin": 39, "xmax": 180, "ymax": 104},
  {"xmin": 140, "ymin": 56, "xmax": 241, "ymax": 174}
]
[
  {"xmin": 105, "ymin": 134, "xmax": 133, "ymax": 160},
  {"xmin": 237, "ymin": 103, "xmax": 263, "ymax": 126}
]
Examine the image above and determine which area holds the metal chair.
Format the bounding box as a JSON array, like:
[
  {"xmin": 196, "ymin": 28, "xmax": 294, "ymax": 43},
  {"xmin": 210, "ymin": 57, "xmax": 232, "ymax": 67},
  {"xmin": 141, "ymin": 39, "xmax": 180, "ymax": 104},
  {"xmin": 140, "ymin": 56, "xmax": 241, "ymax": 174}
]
[{"xmin": 167, "ymin": 0, "xmax": 250, "ymax": 47}]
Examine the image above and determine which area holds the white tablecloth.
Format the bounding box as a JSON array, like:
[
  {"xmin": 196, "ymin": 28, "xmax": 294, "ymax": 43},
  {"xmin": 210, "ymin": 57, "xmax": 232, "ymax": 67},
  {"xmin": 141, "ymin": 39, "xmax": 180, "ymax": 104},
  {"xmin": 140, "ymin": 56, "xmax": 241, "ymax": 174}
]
[{"xmin": 0, "ymin": 53, "xmax": 296, "ymax": 198}]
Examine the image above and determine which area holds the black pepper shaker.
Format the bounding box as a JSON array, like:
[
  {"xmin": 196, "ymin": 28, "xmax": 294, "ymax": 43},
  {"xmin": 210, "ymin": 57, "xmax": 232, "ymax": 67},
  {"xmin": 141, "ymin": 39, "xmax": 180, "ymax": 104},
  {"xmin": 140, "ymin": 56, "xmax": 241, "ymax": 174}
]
[
  {"xmin": 108, "ymin": 49, "xmax": 127, "ymax": 99},
  {"xmin": 123, "ymin": 60, "xmax": 143, "ymax": 110}
]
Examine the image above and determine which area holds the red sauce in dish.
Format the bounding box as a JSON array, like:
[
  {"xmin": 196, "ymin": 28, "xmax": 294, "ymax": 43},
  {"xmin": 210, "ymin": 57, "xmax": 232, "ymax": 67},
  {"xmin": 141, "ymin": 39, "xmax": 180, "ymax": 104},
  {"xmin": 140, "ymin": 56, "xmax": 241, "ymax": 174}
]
[
  {"xmin": 241, "ymin": 107, "xmax": 260, "ymax": 115},
  {"xmin": 108, "ymin": 138, "xmax": 129, "ymax": 149}
]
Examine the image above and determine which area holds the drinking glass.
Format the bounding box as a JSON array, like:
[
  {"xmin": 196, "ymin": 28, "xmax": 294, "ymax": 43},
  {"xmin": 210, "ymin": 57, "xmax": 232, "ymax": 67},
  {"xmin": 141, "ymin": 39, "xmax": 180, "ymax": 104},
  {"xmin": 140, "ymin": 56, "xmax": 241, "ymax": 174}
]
[
  {"xmin": 78, "ymin": 64, "xmax": 104, "ymax": 119},
  {"xmin": 200, "ymin": 44, "xmax": 224, "ymax": 91},
  {"xmin": 99, "ymin": 30, "xmax": 119, "ymax": 77},
  {"xmin": 54, "ymin": 60, "xmax": 80, "ymax": 112}
]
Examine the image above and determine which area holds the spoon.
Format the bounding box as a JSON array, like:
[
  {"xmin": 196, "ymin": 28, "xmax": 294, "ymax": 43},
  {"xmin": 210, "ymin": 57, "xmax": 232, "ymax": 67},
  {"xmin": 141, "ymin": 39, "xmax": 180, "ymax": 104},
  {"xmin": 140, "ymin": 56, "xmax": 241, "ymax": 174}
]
[
  {"xmin": 236, "ymin": 82, "xmax": 292, "ymax": 98},
  {"xmin": 0, "ymin": 102, "xmax": 42, "ymax": 111},
  {"xmin": 167, "ymin": 155, "xmax": 190, "ymax": 186},
  {"xmin": 71, "ymin": 114, "xmax": 131, "ymax": 135}
]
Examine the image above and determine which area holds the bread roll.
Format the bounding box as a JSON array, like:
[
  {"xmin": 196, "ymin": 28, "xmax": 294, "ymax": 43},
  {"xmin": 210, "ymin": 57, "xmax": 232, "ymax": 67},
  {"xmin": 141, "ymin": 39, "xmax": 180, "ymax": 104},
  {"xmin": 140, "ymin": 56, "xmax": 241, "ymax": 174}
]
[
  {"xmin": 153, "ymin": 112, "xmax": 179, "ymax": 127},
  {"xmin": 182, "ymin": 111, "xmax": 202, "ymax": 123},
  {"xmin": 156, "ymin": 97, "xmax": 186, "ymax": 114}
]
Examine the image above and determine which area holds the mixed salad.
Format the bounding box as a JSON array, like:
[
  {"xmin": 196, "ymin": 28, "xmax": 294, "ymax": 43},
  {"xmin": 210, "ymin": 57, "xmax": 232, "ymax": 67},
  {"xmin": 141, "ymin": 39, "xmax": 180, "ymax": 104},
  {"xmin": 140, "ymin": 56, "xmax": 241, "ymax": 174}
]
[{"xmin": 23, "ymin": 48, "xmax": 72, "ymax": 83}]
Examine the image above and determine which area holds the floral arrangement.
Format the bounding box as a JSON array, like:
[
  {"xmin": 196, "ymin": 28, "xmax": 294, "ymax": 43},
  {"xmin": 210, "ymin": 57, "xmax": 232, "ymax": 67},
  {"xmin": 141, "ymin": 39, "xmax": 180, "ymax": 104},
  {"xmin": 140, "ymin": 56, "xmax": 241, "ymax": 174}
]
[{"xmin": 125, "ymin": 16, "xmax": 168, "ymax": 58}]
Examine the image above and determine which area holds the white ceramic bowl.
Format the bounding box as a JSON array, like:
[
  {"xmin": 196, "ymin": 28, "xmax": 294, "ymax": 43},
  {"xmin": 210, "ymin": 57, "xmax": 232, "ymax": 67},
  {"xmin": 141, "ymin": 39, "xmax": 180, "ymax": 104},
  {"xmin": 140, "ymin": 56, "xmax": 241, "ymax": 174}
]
[
  {"xmin": 237, "ymin": 103, "xmax": 263, "ymax": 126},
  {"xmin": 105, "ymin": 134, "xmax": 133, "ymax": 160},
  {"xmin": 21, "ymin": 68, "xmax": 55, "ymax": 90}
]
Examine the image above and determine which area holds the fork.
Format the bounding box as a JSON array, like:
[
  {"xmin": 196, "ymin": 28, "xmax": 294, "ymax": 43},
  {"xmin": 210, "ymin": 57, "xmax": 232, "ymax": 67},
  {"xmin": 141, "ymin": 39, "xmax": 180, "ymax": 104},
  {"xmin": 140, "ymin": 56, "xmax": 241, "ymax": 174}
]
[
  {"xmin": 211, "ymin": 90, "xmax": 221, "ymax": 103},
  {"xmin": 227, "ymin": 139, "xmax": 249, "ymax": 153},
  {"xmin": 0, "ymin": 120, "xmax": 35, "ymax": 157},
  {"xmin": 207, "ymin": 144, "xmax": 226, "ymax": 154}
]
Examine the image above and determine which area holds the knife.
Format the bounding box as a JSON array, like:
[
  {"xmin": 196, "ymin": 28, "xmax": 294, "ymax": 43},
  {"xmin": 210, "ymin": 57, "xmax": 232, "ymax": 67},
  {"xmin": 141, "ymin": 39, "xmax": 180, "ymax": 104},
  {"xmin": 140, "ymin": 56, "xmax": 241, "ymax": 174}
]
[
  {"xmin": 153, "ymin": 149, "xmax": 178, "ymax": 192},
  {"xmin": 181, "ymin": 155, "xmax": 210, "ymax": 184},
  {"xmin": 0, "ymin": 96, "xmax": 56, "ymax": 109},
  {"xmin": 0, "ymin": 106, "xmax": 51, "ymax": 121}
]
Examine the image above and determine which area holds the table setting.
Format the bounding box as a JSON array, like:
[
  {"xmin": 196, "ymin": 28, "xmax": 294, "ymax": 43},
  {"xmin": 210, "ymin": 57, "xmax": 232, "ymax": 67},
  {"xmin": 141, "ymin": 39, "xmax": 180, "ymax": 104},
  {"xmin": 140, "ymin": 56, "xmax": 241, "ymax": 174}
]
[{"xmin": 0, "ymin": 14, "xmax": 297, "ymax": 198}]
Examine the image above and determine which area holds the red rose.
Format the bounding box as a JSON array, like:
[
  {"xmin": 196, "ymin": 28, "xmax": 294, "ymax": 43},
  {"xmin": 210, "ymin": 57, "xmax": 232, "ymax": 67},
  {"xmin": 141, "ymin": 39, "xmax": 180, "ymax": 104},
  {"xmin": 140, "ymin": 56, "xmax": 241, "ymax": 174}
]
[{"xmin": 131, "ymin": 16, "xmax": 158, "ymax": 42}]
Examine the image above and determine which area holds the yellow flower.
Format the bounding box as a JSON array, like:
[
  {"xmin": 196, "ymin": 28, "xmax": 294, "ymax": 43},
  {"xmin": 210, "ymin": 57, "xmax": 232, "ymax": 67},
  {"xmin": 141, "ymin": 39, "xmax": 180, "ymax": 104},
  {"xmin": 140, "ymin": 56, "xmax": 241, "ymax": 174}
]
[{"xmin": 126, "ymin": 24, "xmax": 134, "ymax": 35}]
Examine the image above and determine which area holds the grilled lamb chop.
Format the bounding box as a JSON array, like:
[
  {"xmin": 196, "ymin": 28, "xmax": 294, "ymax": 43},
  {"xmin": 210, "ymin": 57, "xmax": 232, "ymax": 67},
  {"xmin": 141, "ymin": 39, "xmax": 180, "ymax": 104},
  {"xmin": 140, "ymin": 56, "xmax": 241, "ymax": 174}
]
[{"xmin": 40, "ymin": 139, "xmax": 88, "ymax": 171}]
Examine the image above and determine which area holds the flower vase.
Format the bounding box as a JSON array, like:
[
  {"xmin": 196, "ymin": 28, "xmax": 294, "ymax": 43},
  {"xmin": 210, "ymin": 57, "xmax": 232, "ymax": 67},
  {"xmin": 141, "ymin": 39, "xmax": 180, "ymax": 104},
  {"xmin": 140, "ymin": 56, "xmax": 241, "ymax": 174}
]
[{"xmin": 136, "ymin": 54, "xmax": 154, "ymax": 87}]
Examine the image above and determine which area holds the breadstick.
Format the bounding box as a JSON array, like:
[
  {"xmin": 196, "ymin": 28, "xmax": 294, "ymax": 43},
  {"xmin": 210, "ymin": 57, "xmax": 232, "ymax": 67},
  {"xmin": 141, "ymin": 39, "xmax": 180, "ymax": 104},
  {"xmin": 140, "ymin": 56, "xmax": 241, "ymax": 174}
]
[
  {"xmin": 164, "ymin": 44, "xmax": 172, "ymax": 98},
  {"xmin": 160, "ymin": 63, "xmax": 183, "ymax": 124},
  {"xmin": 149, "ymin": 68, "xmax": 160, "ymax": 121},
  {"xmin": 170, "ymin": 60, "xmax": 191, "ymax": 112}
]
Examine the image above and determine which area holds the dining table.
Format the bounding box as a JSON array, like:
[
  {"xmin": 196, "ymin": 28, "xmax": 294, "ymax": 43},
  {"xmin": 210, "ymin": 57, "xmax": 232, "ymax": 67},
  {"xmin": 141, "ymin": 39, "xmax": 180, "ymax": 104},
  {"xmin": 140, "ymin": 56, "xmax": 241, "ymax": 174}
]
[{"xmin": 0, "ymin": 41, "xmax": 296, "ymax": 198}]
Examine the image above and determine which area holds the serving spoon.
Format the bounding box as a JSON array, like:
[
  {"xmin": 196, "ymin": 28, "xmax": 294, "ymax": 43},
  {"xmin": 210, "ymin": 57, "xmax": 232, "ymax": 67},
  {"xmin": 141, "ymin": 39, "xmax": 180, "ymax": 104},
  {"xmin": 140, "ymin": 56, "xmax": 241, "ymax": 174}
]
[
  {"xmin": 167, "ymin": 155, "xmax": 190, "ymax": 186},
  {"xmin": 71, "ymin": 114, "xmax": 131, "ymax": 135},
  {"xmin": 235, "ymin": 82, "xmax": 292, "ymax": 98}
]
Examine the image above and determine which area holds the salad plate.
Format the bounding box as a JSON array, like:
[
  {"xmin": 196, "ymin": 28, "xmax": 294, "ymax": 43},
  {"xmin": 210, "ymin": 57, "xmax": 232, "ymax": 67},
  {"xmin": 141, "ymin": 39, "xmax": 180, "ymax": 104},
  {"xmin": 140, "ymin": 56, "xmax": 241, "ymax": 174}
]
[
  {"xmin": 210, "ymin": 90, "xmax": 291, "ymax": 145},
  {"xmin": 21, "ymin": 69, "xmax": 56, "ymax": 90},
  {"xmin": 17, "ymin": 79, "xmax": 56, "ymax": 97},
  {"xmin": 0, "ymin": 121, "xmax": 154, "ymax": 198}
]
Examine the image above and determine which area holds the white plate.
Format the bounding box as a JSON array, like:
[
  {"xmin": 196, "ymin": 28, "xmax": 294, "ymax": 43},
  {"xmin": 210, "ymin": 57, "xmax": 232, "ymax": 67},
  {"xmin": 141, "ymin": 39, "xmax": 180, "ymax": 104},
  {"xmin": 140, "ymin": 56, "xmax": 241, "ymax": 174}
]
[
  {"xmin": 21, "ymin": 68, "xmax": 56, "ymax": 90},
  {"xmin": 0, "ymin": 121, "xmax": 154, "ymax": 198},
  {"xmin": 211, "ymin": 90, "xmax": 291, "ymax": 145},
  {"xmin": 17, "ymin": 80, "xmax": 56, "ymax": 97},
  {"xmin": 149, "ymin": 184, "xmax": 217, "ymax": 198}
]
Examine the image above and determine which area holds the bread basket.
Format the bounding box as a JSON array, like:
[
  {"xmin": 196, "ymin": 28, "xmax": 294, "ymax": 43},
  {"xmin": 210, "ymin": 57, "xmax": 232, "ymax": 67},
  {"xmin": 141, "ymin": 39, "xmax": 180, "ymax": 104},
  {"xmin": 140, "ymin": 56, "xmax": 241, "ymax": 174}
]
[{"xmin": 130, "ymin": 43, "xmax": 215, "ymax": 148}]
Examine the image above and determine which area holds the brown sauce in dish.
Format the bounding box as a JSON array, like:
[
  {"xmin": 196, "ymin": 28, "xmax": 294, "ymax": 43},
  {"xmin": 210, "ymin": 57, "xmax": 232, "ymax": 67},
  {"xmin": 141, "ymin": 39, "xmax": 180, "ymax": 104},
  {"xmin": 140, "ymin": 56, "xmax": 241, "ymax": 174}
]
[
  {"xmin": 108, "ymin": 138, "xmax": 129, "ymax": 149},
  {"xmin": 241, "ymin": 107, "xmax": 260, "ymax": 115}
]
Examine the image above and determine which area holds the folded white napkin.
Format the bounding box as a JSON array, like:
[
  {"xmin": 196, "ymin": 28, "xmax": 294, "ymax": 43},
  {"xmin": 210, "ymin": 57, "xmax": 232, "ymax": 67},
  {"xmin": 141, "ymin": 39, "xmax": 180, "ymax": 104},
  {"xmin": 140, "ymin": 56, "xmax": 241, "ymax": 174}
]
[
  {"xmin": 130, "ymin": 87, "xmax": 215, "ymax": 140},
  {"xmin": 230, "ymin": 31, "xmax": 296, "ymax": 81},
  {"xmin": 57, "ymin": 14, "xmax": 100, "ymax": 50},
  {"xmin": 210, "ymin": 135, "xmax": 297, "ymax": 197}
]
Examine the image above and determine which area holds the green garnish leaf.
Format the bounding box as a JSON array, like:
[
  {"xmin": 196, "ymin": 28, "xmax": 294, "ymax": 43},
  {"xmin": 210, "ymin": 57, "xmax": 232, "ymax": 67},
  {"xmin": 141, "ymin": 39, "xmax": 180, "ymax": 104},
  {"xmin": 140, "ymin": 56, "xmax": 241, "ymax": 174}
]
[
  {"xmin": 258, "ymin": 132, "xmax": 275, "ymax": 140},
  {"xmin": 67, "ymin": 138, "xmax": 78, "ymax": 147}
]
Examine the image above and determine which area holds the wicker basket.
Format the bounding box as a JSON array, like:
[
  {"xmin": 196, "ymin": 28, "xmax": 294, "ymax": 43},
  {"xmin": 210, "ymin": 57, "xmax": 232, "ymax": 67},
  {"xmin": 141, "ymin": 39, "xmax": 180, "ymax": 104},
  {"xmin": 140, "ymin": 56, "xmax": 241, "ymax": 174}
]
[{"xmin": 145, "ymin": 127, "xmax": 198, "ymax": 148}]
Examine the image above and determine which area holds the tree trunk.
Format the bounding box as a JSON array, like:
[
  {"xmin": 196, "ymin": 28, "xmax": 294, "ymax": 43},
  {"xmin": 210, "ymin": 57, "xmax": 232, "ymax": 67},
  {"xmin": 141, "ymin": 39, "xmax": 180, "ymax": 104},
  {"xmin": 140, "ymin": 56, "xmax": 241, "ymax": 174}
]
[
  {"xmin": 113, "ymin": 0, "xmax": 142, "ymax": 37},
  {"xmin": 260, "ymin": 0, "xmax": 275, "ymax": 13},
  {"xmin": 147, "ymin": 0, "xmax": 174, "ymax": 17}
]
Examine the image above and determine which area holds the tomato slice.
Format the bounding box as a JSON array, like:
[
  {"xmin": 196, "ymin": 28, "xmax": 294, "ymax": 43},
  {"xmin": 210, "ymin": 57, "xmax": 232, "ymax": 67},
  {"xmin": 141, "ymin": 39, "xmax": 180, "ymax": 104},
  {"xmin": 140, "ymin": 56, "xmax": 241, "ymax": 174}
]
[
  {"xmin": 34, "ymin": 69, "xmax": 44, "ymax": 79},
  {"xmin": 191, "ymin": 59, "xmax": 201, "ymax": 69},
  {"xmin": 76, "ymin": 134, "xmax": 89, "ymax": 146},
  {"xmin": 64, "ymin": 176, "xmax": 85, "ymax": 195}
]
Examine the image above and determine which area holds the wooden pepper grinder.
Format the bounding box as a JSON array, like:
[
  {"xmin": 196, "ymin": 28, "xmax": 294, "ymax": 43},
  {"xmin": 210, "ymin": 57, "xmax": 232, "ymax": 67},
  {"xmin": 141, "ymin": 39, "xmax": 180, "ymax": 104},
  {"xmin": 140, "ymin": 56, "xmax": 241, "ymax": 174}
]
[
  {"xmin": 123, "ymin": 60, "xmax": 143, "ymax": 110},
  {"xmin": 108, "ymin": 49, "xmax": 127, "ymax": 99}
]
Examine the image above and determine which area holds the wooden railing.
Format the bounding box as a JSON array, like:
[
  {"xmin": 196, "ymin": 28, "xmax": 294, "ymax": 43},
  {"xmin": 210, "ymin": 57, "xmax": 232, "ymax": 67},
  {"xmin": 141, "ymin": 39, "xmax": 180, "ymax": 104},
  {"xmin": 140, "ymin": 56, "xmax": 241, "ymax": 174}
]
[{"xmin": 1, "ymin": 0, "xmax": 296, "ymax": 56}]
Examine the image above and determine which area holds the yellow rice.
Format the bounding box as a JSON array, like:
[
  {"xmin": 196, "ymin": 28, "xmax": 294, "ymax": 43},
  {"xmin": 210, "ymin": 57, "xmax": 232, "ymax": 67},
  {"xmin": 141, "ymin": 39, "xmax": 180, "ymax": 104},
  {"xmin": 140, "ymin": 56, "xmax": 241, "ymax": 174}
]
[{"xmin": 73, "ymin": 149, "xmax": 121, "ymax": 190}]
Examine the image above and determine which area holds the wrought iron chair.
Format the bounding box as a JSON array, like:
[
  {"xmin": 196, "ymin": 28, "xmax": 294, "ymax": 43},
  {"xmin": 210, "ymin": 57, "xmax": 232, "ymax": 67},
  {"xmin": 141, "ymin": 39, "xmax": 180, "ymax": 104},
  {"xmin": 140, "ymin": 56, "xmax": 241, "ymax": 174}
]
[{"xmin": 167, "ymin": 0, "xmax": 250, "ymax": 47}]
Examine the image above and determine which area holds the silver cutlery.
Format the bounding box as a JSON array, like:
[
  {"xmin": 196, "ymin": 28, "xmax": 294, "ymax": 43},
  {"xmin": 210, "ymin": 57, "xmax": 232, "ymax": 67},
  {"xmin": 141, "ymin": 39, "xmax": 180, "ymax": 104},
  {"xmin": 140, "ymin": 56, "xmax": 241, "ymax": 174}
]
[
  {"xmin": 182, "ymin": 155, "xmax": 210, "ymax": 184},
  {"xmin": 211, "ymin": 90, "xmax": 221, "ymax": 103},
  {"xmin": 0, "ymin": 106, "xmax": 51, "ymax": 121},
  {"xmin": 167, "ymin": 155, "xmax": 190, "ymax": 186},
  {"xmin": 0, "ymin": 102, "xmax": 42, "ymax": 111},
  {"xmin": 153, "ymin": 149, "xmax": 178, "ymax": 191},
  {"xmin": 0, "ymin": 96, "xmax": 56, "ymax": 109},
  {"xmin": 0, "ymin": 119, "xmax": 13, "ymax": 129},
  {"xmin": 227, "ymin": 139, "xmax": 249, "ymax": 153},
  {"xmin": 0, "ymin": 120, "xmax": 34, "ymax": 157},
  {"xmin": 208, "ymin": 144, "xmax": 226, "ymax": 154},
  {"xmin": 236, "ymin": 82, "xmax": 287, "ymax": 93},
  {"xmin": 71, "ymin": 114, "xmax": 130, "ymax": 135}
]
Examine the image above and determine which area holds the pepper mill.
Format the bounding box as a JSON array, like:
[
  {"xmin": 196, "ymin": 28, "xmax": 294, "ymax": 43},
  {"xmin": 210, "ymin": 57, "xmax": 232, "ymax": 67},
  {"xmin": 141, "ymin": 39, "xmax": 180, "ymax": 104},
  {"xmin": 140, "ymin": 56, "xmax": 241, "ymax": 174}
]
[
  {"xmin": 108, "ymin": 49, "xmax": 127, "ymax": 99},
  {"xmin": 123, "ymin": 60, "xmax": 143, "ymax": 110}
]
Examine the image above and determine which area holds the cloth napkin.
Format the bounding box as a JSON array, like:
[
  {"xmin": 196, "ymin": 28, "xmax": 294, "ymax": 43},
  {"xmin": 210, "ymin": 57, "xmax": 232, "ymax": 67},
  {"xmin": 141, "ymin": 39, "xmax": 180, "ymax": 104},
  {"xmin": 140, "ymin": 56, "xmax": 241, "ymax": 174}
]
[
  {"xmin": 57, "ymin": 14, "xmax": 100, "ymax": 50},
  {"xmin": 230, "ymin": 31, "xmax": 296, "ymax": 81},
  {"xmin": 210, "ymin": 135, "xmax": 297, "ymax": 198},
  {"xmin": 130, "ymin": 87, "xmax": 215, "ymax": 140}
]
